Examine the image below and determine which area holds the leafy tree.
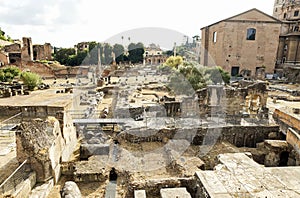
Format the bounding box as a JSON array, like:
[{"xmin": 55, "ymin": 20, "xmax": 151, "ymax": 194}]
[
  {"xmin": 0, "ymin": 28, "xmax": 4, "ymax": 37},
  {"xmin": 128, "ymin": 42, "xmax": 144, "ymax": 63},
  {"xmin": 54, "ymin": 48, "xmax": 76, "ymax": 65},
  {"xmin": 113, "ymin": 44, "xmax": 125, "ymax": 63},
  {"xmin": 163, "ymin": 50, "xmax": 173, "ymax": 56},
  {"xmin": 20, "ymin": 71, "xmax": 42, "ymax": 91},
  {"xmin": 163, "ymin": 60, "xmax": 230, "ymax": 94},
  {"xmin": 0, "ymin": 66, "xmax": 21, "ymax": 82},
  {"xmin": 164, "ymin": 56, "xmax": 183, "ymax": 69},
  {"xmin": 86, "ymin": 42, "xmax": 102, "ymax": 65},
  {"xmin": 204, "ymin": 66, "xmax": 230, "ymax": 84},
  {"xmin": 68, "ymin": 50, "xmax": 88, "ymax": 66},
  {"xmin": 178, "ymin": 62, "xmax": 208, "ymax": 91},
  {"xmin": 88, "ymin": 41, "xmax": 98, "ymax": 52},
  {"xmin": 103, "ymin": 43, "xmax": 113, "ymax": 64}
]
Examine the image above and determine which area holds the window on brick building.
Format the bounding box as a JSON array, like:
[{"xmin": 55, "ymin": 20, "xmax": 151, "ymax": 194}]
[
  {"xmin": 213, "ymin": 32, "xmax": 217, "ymax": 43},
  {"xmin": 246, "ymin": 28, "xmax": 256, "ymax": 40},
  {"xmin": 294, "ymin": 10, "xmax": 299, "ymax": 17}
]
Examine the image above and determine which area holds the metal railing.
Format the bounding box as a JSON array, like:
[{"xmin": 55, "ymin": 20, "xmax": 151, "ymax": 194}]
[{"xmin": 0, "ymin": 160, "xmax": 31, "ymax": 195}]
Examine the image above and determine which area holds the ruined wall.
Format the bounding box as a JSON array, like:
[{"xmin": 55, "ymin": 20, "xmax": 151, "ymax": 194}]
[
  {"xmin": 0, "ymin": 161, "xmax": 35, "ymax": 197},
  {"xmin": 21, "ymin": 37, "xmax": 33, "ymax": 62},
  {"xmin": 0, "ymin": 106, "xmax": 21, "ymax": 116},
  {"xmin": 33, "ymin": 43, "xmax": 52, "ymax": 61},
  {"xmin": 3, "ymin": 43, "xmax": 21, "ymax": 53},
  {"xmin": 286, "ymin": 128, "xmax": 300, "ymax": 165},
  {"xmin": 117, "ymin": 125, "xmax": 279, "ymax": 148},
  {"xmin": 16, "ymin": 118, "xmax": 64, "ymax": 183},
  {"xmin": 261, "ymin": 140, "xmax": 290, "ymax": 167},
  {"xmin": 195, "ymin": 125, "xmax": 279, "ymax": 148},
  {"xmin": 0, "ymin": 52, "xmax": 9, "ymax": 65},
  {"xmin": 21, "ymin": 106, "xmax": 64, "ymax": 119},
  {"xmin": 273, "ymin": 108, "xmax": 300, "ymax": 133},
  {"xmin": 60, "ymin": 109, "xmax": 78, "ymax": 162},
  {"xmin": 287, "ymin": 128, "xmax": 300, "ymax": 152},
  {"xmin": 196, "ymin": 82, "xmax": 269, "ymax": 118},
  {"xmin": 283, "ymin": 66, "xmax": 300, "ymax": 83},
  {"xmin": 18, "ymin": 61, "xmax": 55, "ymax": 78},
  {"xmin": 20, "ymin": 104, "xmax": 77, "ymax": 162}
]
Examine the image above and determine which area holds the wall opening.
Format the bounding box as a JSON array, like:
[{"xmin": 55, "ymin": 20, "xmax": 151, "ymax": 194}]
[
  {"xmin": 231, "ymin": 66, "xmax": 240, "ymax": 76},
  {"xmin": 109, "ymin": 168, "xmax": 118, "ymax": 181},
  {"xmin": 246, "ymin": 28, "xmax": 256, "ymax": 40},
  {"xmin": 279, "ymin": 151, "xmax": 289, "ymax": 166},
  {"xmin": 213, "ymin": 32, "xmax": 217, "ymax": 43}
]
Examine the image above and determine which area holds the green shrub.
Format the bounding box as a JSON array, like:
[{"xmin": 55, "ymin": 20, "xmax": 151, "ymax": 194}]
[
  {"xmin": 0, "ymin": 66, "xmax": 21, "ymax": 82},
  {"xmin": 20, "ymin": 72, "xmax": 42, "ymax": 91}
]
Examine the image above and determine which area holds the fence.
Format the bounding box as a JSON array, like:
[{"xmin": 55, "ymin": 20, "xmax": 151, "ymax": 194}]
[
  {"xmin": 0, "ymin": 160, "xmax": 31, "ymax": 195},
  {"xmin": 0, "ymin": 113, "xmax": 22, "ymax": 137}
]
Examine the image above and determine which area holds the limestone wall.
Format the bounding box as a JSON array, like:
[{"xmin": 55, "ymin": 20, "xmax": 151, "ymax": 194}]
[
  {"xmin": 273, "ymin": 108, "xmax": 300, "ymax": 133},
  {"xmin": 0, "ymin": 162, "xmax": 35, "ymax": 197},
  {"xmin": 287, "ymin": 128, "xmax": 300, "ymax": 151},
  {"xmin": 286, "ymin": 128, "xmax": 300, "ymax": 165},
  {"xmin": 21, "ymin": 106, "xmax": 64, "ymax": 120},
  {"xmin": 0, "ymin": 106, "xmax": 21, "ymax": 116},
  {"xmin": 16, "ymin": 117, "xmax": 68, "ymax": 183},
  {"xmin": 117, "ymin": 125, "xmax": 278, "ymax": 148},
  {"xmin": 128, "ymin": 177, "xmax": 195, "ymax": 198},
  {"xmin": 196, "ymin": 82, "xmax": 269, "ymax": 118},
  {"xmin": 61, "ymin": 111, "xmax": 77, "ymax": 162}
]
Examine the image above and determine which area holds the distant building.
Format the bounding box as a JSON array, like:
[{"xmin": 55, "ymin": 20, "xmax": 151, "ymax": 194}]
[
  {"xmin": 200, "ymin": 8, "xmax": 282, "ymax": 77},
  {"xmin": 75, "ymin": 42, "xmax": 89, "ymax": 54},
  {"xmin": 33, "ymin": 43, "xmax": 52, "ymax": 61},
  {"xmin": 273, "ymin": 0, "xmax": 286, "ymax": 19},
  {"xmin": 3, "ymin": 43, "xmax": 21, "ymax": 64},
  {"xmin": 273, "ymin": 0, "xmax": 300, "ymax": 79},
  {"xmin": 0, "ymin": 51, "xmax": 9, "ymax": 66},
  {"xmin": 144, "ymin": 43, "xmax": 167, "ymax": 65},
  {"xmin": 0, "ymin": 37, "xmax": 52, "ymax": 65}
]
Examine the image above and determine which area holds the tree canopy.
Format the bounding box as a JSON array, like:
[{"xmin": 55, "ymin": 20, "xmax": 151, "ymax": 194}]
[
  {"xmin": 128, "ymin": 42, "xmax": 144, "ymax": 64},
  {"xmin": 161, "ymin": 56, "xmax": 230, "ymax": 94},
  {"xmin": 164, "ymin": 56, "xmax": 183, "ymax": 69},
  {"xmin": 54, "ymin": 41, "xmax": 147, "ymax": 66},
  {"xmin": 0, "ymin": 28, "xmax": 13, "ymax": 42},
  {"xmin": 113, "ymin": 44, "xmax": 125, "ymax": 63}
]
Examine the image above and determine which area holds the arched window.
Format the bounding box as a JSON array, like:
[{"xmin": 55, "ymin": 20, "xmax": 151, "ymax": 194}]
[{"xmin": 246, "ymin": 28, "xmax": 256, "ymax": 40}]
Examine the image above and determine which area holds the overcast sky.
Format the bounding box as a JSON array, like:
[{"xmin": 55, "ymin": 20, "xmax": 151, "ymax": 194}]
[{"xmin": 0, "ymin": 0, "xmax": 275, "ymax": 49}]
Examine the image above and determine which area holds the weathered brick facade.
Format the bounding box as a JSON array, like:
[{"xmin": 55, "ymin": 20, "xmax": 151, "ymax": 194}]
[{"xmin": 201, "ymin": 9, "xmax": 282, "ymax": 77}]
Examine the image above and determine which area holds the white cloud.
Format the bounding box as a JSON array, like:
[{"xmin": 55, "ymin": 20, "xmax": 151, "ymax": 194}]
[{"xmin": 0, "ymin": 0, "xmax": 275, "ymax": 47}]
